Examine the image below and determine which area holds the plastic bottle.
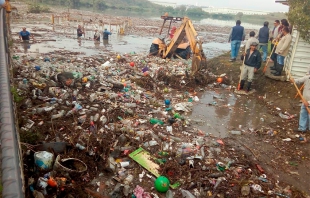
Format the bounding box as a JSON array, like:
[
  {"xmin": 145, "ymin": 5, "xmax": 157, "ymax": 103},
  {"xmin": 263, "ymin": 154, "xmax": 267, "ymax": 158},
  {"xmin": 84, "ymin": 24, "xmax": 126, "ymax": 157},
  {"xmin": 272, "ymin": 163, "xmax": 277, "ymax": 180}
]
[
  {"xmin": 230, "ymin": 130, "xmax": 242, "ymax": 135},
  {"xmin": 78, "ymin": 115, "xmax": 86, "ymax": 124},
  {"xmin": 150, "ymin": 118, "xmax": 164, "ymax": 125},
  {"xmin": 241, "ymin": 185, "xmax": 250, "ymax": 196},
  {"xmin": 143, "ymin": 140, "xmax": 158, "ymax": 147},
  {"xmin": 158, "ymin": 151, "xmax": 169, "ymax": 156},
  {"xmin": 180, "ymin": 189, "xmax": 195, "ymax": 198},
  {"xmin": 100, "ymin": 115, "xmax": 107, "ymax": 125},
  {"xmin": 51, "ymin": 110, "xmax": 65, "ymax": 120},
  {"xmin": 166, "ymin": 190, "xmax": 173, "ymax": 198},
  {"xmin": 174, "ymin": 113, "xmax": 182, "ymax": 119},
  {"xmin": 76, "ymin": 143, "xmax": 85, "ymax": 150},
  {"xmin": 123, "ymin": 174, "xmax": 133, "ymax": 185},
  {"xmin": 93, "ymin": 113, "xmax": 100, "ymax": 122},
  {"xmin": 164, "ymin": 99, "xmax": 171, "ymax": 106},
  {"xmin": 279, "ymin": 113, "xmax": 291, "ymax": 119},
  {"xmin": 125, "ymin": 103, "xmax": 137, "ymax": 108}
]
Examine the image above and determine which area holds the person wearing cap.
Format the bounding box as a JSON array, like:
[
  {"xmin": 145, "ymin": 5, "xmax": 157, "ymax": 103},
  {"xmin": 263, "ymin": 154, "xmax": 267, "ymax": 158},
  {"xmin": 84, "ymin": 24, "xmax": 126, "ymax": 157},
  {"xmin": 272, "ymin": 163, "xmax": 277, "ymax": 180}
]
[
  {"xmin": 245, "ymin": 31, "xmax": 259, "ymax": 51},
  {"xmin": 93, "ymin": 29, "xmax": 100, "ymax": 42},
  {"xmin": 290, "ymin": 69, "xmax": 310, "ymax": 133},
  {"xmin": 257, "ymin": 21, "xmax": 270, "ymax": 62},
  {"xmin": 240, "ymin": 42, "xmax": 262, "ymax": 92},
  {"xmin": 228, "ymin": 20, "xmax": 245, "ymax": 62},
  {"xmin": 103, "ymin": 28, "xmax": 112, "ymax": 40},
  {"xmin": 272, "ymin": 26, "xmax": 292, "ymax": 76},
  {"xmin": 19, "ymin": 27, "xmax": 34, "ymax": 42},
  {"xmin": 169, "ymin": 26, "xmax": 177, "ymax": 39}
]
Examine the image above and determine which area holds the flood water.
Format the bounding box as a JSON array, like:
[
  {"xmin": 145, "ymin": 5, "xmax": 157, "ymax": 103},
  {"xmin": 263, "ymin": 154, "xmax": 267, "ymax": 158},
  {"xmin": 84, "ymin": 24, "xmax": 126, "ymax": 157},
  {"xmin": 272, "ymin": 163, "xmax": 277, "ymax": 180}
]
[
  {"xmin": 11, "ymin": 23, "xmax": 230, "ymax": 58},
  {"xmin": 187, "ymin": 88, "xmax": 267, "ymax": 138}
]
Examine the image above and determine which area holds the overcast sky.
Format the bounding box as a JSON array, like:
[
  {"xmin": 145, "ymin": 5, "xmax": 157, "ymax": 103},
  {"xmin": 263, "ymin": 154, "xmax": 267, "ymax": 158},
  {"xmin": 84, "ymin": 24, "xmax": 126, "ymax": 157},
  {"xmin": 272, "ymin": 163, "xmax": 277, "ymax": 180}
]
[{"xmin": 162, "ymin": 0, "xmax": 289, "ymax": 12}]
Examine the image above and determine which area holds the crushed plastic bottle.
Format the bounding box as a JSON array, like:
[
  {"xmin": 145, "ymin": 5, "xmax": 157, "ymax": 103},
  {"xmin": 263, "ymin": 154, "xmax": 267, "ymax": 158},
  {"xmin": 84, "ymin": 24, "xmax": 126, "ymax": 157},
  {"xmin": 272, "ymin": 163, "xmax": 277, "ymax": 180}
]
[
  {"xmin": 166, "ymin": 189, "xmax": 173, "ymax": 198},
  {"xmin": 150, "ymin": 118, "xmax": 164, "ymax": 125},
  {"xmin": 51, "ymin": 110, "xmax": 65, "ymax": 119},
  {"xmin": 180, "ymin": 188, "xmax": 196, "ymax": 198}
]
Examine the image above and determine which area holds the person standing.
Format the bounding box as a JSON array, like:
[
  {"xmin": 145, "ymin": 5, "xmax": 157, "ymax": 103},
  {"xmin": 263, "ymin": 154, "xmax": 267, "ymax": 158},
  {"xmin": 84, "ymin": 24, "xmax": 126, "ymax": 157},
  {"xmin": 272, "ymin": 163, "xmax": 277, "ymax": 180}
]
[
  {"xmin": 270, "ymin": 20, "xmax": 281, "ymax": 63},
  {"xmin": 77, "ymin": 25, "xmax": 84, "ymax": 38},
  {"xmin": 103, "ymin": 28, "xmax": 112, "ymax": 40},
  {"xmin": 93, "ymin": 29, "xmax": 100, "ymax": 42},
  {"xmin": 290, "ymin": 70, "xmax": 310, "ymax": 133},
  {"xmin": 272, "ymin": 27, "xmax": 292, "ymax": 76},
  {"xmin": 239, "ymin": 42, "xmax": 262, "ymax": 92},
  {"xmin": 228, "ymin": 20, "xmax": 245, "ymax": 62},
  {"xmin": 169, "ymin": 26, "xmax": 177, "ymax": 39},
  {"xmin": 257, "ymin": 21, "xmax": 270, "ymax": 62},
  {"xmin": 270, "ymin": 19, "xmax": 288, "ymax": 70},
  {"xmin": 245, "ymin": 31, "xmax": 259, "ymax": 51},
  {"xmin": 19, "ymin": 27, "xmax": 34, "ymax": 42}
]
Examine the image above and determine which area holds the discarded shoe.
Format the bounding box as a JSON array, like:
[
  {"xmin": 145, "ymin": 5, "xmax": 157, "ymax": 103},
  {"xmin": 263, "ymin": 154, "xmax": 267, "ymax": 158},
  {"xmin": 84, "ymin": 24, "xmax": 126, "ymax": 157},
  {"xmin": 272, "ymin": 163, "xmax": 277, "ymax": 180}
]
[{"xmin": 273, "ymin": 72, "xmax": 281, "ymax": 76}]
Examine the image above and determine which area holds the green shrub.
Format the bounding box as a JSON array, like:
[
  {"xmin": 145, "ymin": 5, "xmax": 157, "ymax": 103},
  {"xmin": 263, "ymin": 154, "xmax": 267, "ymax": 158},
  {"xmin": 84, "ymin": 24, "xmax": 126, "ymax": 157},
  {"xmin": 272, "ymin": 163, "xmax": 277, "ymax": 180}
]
[
  {"xmin": 28, "ymin": 4, "xmax": 51, "ymax": 13},
  {"xmin": 10, "ymin": 86, "xmax": 24, "ymax": 103}
]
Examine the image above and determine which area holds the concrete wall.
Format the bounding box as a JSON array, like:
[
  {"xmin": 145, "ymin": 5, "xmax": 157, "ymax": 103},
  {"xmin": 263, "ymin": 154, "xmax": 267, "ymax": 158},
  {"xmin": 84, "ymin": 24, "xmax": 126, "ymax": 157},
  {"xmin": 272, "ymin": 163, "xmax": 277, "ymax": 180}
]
[
  {"xmin": 202, "ymin": 7, "xmax": 268, "ymax": 15},
  {"xmin": 286, "ymin": 28, "xmax": 310, "ymax": 78}
]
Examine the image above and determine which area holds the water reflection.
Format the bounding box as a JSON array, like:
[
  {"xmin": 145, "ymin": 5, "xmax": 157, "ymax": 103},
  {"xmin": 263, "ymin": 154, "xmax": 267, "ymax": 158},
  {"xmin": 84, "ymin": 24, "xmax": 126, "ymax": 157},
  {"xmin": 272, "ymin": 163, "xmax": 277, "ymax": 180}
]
[
  {"xmin": 199, "ymin": 18, "xmax": 261, "ymax": 29},
  {"xmin": 188, "ymin": 88, "xmax": 267, "ymax": 137}
]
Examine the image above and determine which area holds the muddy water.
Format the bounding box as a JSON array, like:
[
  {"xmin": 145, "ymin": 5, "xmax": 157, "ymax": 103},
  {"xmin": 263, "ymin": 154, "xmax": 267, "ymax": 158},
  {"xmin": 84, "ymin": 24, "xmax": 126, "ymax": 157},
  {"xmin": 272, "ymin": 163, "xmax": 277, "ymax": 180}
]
[
  {"xmin": 12, "ymin": 22, "xmax": 229, "ymax": 58},
  {"xmin": 188, "ymin": 88, "xmax": 267, "ymax": 138}
]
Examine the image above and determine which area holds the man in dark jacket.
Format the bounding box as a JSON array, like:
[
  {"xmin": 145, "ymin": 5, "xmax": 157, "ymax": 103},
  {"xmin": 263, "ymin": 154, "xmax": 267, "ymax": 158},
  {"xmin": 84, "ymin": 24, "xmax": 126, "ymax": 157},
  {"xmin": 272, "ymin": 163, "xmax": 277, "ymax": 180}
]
[
  {"xmin": 257, "ymin": 21, "xmax": 270, "ymax": 62},
  {"xmin": 228, "ymin": 20, "xmax": 245, "ymax": 62},
  {"xmin": 240, "ymin": 42, "xmax": 262, "ymax": 92},
  {"xmin": 103, "ymin": 28, "xmax": 112, "ymax": 40},
  {"xmin": 77, "ymin": 25, "xmax": 84, "ymax": 38}
]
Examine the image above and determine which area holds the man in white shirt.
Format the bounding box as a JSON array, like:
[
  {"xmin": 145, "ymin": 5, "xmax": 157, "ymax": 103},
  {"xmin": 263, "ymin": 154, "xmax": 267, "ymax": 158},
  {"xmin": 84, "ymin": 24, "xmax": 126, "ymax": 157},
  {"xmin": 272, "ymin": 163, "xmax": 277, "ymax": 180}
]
[{"xmin": 270, "ymin": 20, "xmax": 281, "ymax": 63}]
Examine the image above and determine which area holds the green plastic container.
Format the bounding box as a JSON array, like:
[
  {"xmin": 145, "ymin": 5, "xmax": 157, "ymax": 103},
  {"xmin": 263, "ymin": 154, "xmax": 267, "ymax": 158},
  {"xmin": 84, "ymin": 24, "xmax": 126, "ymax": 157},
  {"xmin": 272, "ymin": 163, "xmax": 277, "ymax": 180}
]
[{"xmin": 154, "ymin": 176, "xmax": 170, "ymax": 193}]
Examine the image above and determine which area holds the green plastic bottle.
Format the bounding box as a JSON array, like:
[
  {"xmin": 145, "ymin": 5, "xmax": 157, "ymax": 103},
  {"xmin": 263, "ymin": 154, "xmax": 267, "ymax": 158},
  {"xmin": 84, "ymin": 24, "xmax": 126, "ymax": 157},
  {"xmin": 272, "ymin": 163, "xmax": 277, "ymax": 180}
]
[
  {"xmin": 174, "ymin": 113, "xmax": 182, "ymax": 119},
  {"xmin": 158, "ymin": 151, "xmax": 169, "ymax": 156},
  {"xmin": 150, "ymin": 118, "xmax": 164, "ymax": 125}
]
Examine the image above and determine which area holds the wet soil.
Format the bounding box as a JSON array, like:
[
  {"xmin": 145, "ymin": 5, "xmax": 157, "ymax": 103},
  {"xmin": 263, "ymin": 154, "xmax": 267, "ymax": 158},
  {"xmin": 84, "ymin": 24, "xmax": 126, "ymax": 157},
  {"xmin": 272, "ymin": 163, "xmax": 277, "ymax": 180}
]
[{"xmin": 206, "ymin": 52, "xmax": 310, "ymax": 195}]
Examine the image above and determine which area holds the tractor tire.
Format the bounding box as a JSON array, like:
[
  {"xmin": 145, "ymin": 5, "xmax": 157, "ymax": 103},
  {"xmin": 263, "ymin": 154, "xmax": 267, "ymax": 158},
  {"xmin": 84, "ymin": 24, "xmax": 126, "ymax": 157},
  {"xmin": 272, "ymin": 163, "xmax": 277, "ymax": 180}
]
[
  {"xmin": 175, "ymin": 46, "xmax": 191, "ymax": 59},
  {"xmin": 150, "ymin": 44, "xmax": 159, "ymax": 55}
]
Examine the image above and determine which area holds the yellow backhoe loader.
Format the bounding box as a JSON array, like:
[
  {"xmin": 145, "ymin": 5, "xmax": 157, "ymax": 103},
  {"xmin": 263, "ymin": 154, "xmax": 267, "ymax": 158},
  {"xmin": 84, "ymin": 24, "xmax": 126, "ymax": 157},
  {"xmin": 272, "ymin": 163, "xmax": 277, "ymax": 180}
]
[{"xmin": 150, "ymin": 15, "xmax": 207, "ymax": 75}]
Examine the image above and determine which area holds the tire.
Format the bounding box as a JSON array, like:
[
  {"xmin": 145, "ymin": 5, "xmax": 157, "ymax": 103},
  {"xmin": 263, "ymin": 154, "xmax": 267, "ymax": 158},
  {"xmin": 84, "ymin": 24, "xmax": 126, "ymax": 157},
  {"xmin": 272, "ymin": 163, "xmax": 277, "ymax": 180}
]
[
  {"xmin": 175, "ymin": 46, "xmax": 191, "ymax": 59},
  {"xmin": 150, "ymin": 44, "xmax": 159, "ymax": 55}
]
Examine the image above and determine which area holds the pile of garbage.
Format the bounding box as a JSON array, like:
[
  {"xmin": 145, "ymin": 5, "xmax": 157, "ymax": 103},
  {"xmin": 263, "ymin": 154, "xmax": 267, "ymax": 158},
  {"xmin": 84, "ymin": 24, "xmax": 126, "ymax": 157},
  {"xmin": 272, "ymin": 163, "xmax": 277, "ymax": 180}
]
[{"xmin": 12, "ymin": 51, "xmax": 303, "ymax": 197}]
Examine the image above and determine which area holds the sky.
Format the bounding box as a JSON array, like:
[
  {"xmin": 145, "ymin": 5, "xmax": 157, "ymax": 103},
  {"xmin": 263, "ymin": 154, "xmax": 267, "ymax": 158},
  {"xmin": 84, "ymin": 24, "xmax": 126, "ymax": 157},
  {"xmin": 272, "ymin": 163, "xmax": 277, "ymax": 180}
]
[{"xmin": 160, "ymin": 0, "xmax": 289, "ymax": 12}]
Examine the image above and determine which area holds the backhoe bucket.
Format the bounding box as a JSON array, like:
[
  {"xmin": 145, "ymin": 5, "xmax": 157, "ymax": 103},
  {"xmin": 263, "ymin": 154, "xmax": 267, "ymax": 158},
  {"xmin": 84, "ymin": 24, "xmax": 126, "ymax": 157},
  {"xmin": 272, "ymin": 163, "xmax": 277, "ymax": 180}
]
[{"xmin": 191, "ymin": 55, "xmax": 207, "ymax": 75}]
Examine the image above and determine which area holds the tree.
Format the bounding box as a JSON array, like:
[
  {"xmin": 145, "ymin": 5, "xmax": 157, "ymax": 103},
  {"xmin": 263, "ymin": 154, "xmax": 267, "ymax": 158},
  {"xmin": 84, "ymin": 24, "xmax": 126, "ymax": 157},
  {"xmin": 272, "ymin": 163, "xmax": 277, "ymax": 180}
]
[
  {"xmin": 287, "ymin": 0, "xmax": 310, "ymax": 42},
  {"xmin": 236, "ymin": 12, "xmax": 243, "ymax": 20}
]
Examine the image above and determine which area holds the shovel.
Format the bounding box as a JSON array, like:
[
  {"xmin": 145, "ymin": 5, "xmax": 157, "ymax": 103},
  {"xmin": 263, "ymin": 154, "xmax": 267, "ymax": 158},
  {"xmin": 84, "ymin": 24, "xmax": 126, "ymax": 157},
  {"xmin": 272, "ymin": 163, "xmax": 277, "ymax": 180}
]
[
  {"xmin": 289, "ymin": 73, "xmax": 310, "ymax": 114},
  {"xmin": 262, "ymin": 43, "xmax": 277, "ymax": 73}
]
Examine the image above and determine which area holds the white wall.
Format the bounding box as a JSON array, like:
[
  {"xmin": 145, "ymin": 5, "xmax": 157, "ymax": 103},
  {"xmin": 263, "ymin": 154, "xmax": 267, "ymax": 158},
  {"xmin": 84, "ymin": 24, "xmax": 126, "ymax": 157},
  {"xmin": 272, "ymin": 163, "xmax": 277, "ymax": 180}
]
[
  {"xmin": 286, "ymin": 28, "xmax": 310, "ymax": 78},
  {"xmin": 202, "ymin": 7, "xmax": 268, "ymax": 15}
]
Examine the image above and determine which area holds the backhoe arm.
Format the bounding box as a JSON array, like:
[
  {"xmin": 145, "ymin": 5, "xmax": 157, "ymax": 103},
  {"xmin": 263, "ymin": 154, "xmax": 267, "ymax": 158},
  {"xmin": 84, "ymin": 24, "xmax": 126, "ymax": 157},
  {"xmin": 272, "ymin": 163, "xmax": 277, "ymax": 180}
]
[{"xmin": 162, "ymin": 17, "xmax": 207, "ymax": 74}]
